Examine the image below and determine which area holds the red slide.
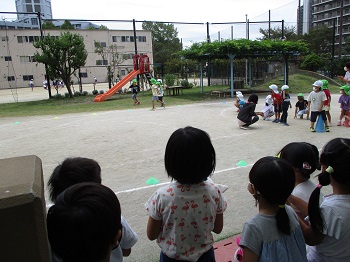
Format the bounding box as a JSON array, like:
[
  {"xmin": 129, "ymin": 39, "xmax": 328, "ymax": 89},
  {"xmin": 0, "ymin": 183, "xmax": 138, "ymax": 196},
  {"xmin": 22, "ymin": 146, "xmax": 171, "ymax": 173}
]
[{"xmin": 94, "ymin": 69, "xmax": 141, "ymax": 102}]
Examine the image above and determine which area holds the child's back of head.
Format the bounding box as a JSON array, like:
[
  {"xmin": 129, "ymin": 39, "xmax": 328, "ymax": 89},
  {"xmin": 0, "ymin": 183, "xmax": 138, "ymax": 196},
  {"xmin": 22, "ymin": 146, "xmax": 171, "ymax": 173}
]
[
  {"xmin": 279, "ymin": 142, "xmax": 320, "ymax": 180},
  {"xmin": 309, "ymin": 138, "xmax": 350, "ymax": 232},
  {"xmin": 249, "ymin": 156, "xmax": 295, "ymax": 234},
  {"xmin": 47, "ymin": 157, "xmax": 101, "ymax": 202},
  {"xmin": 164, "ymin": 126, "xmax": 216, "ymax": 184},
  {"xmin": 47, "ymin": 182, "xmax": 122, "ymax": 262}
]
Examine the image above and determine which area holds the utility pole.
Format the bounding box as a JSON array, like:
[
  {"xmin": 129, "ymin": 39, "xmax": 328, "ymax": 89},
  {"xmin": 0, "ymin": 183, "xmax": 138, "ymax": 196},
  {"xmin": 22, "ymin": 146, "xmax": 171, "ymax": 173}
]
[
  {"xmin": 339, "ymin": 0, "xmax": 344, "ymax": 58},
  {"xmin": 245, "ymin": 14, "xmax": 248, "ymax": 87}
]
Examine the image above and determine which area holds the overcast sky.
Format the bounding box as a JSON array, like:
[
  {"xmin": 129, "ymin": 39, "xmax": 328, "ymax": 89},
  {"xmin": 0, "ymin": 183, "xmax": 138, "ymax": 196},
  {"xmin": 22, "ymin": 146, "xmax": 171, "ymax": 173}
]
[{"xmin": 1, "ymin": 0, "xmax": 299, "ymax": 45}]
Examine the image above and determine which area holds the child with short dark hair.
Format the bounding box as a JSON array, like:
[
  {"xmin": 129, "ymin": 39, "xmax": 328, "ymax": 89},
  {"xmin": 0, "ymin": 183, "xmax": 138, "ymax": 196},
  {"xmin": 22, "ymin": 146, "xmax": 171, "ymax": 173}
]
[
  {"xmin": 239, "ymin": 156, "xmax": 307, "ymax": 261},
  {"xmin": 237, "ymin": 94, "xmax": 264, "ymax": 130},
  {"xmin": 278, "ymin": 142, "xmax": 321, "ymax": 220},
  {"xmin": 145, "ymin": 126, "xmax": 227, "ymax": 261},
  {"xmin": 47, "ymin": 182, "xmax": 122, "ymax": 262},
  {"xmin": 299, "ymin": 138, "xmax": 350, "ymax": 261},
  {"xmin": 47, "ymin": 157, "xmax": 138, "ymax": 262}
]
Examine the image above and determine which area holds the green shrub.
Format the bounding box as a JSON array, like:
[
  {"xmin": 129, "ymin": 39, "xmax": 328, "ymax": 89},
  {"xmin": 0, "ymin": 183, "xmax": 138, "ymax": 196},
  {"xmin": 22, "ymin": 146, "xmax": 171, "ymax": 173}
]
[
  {"xmin": 52, "ymin": 94, "xmax": 63, "ymax": 99},
  {"xmin": 165, "ymin": 74, "xmax": 176, "ymax": 86},
  {"xmin": 82, "ymin": 91, "xmax": 88, "ymax": 96},
  {"xmin": 180, "ymin": 79, "xmax": 192, "ymax": 88},
  {"xmin": 92, "ymin": 89, "xmax": 99, "ymax": 95},
  {"xmin": 74, "ymin": 91, "xmax": 81, "ymax": 97},
  {"xmin": 64, "ymin": 93, "xmax": 70, "ymax": 98},
  {"xmin": 99, "ymin": 90, "xmax": 104, "ymax": 94}
]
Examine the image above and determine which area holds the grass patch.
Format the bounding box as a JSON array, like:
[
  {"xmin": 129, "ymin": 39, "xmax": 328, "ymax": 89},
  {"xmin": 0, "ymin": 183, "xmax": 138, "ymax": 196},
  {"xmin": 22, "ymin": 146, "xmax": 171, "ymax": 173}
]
[{"xmin": 0, "ymin": 72, "xmax": 342, "ymax": 118}]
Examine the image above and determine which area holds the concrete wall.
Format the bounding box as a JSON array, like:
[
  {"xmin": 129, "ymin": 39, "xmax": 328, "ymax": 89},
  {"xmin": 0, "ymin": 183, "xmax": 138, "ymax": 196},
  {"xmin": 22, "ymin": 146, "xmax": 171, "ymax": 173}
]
[{"xmin": 0, "ymin": 155, "xmax": 50, "ymax": 262}]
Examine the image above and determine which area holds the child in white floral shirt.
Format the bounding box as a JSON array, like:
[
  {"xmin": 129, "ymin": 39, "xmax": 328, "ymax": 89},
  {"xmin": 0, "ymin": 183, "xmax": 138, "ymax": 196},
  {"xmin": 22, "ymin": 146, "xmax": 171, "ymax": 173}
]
[{"xmin": 145, "ymin": 126, "xmax": 227, "ymax": 262}]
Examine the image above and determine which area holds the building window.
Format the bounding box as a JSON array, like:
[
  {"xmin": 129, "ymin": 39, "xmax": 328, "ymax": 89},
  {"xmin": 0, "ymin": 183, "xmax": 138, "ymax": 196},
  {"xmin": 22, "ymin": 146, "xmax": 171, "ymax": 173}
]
[
  {"xmin": 96, "ymin": 60, "xmax": 108, "ymax": 65},
  {"xmin": 20, "ymin": 56, "xmax": 36, "ymax": 62},
  {"xmin": 112, "ymin": 36, "xmax": 121, "ymax": 42},
  {"xmin": 7, "ymin": 76, "xmax": 15, "ymax": 81},
  {"xmin": 31, "ymin": 18, "xmax": 38, "ymax": 25},
  {"xmin": 79, "ymin": 72, "xmax": 88, "ymax": 78},
  {"xmin": 138, "ymin": 36, "xmax": 146, "ymax": 42},
  {"xmin": 26, "ymin": 5, "xmax": 33, "ymax": 12},
  {"xmin": 34, "ymin": 5, "xmax": 41, "ymax": 12},
  {"xmin": 75, "ymin": 24, "xmax": 81, "ymax": 29},
  {"xmin": 17, "ymin": 36, "xmax": 23, "ymax": 43},
  {"xmin": 2, "ymin": 36, "xmax": 9, "ymax": 41},
  {"xmin": 121, "ymin": 36, "xmax": 130, "ymax": 42},
  {"xmin": 121, "ymin": 70, "xmax": 126, "ymax": 76},
  {"xmin": 23, "ymin": 75, "xmax": 34, "ymax": 81},
  {"xmin": 4, "ymin": 56, "xmax": 12, "ymax": 61},
  {"xmin": 130, "ymin": 36, "xmax": 134, "ymax": 42},
  {"xmin": 94, "ymin": 42, "xmax": 107, "ymax": 48}
]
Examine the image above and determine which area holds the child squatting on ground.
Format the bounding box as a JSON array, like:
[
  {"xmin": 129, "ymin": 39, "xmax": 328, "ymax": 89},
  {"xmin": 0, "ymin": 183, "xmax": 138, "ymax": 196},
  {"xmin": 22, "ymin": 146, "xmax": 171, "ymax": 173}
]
[
  {"xmin": 145, "ymin": 126, "xmax": 227, "ymax": 262},
  {"xmin": 47, "ymin": 182, "xmax": 123, "ymax": 262},
  {"xmin": 237, "ymin": 94, "xmax": 264, "ymax": 130},
  {"xmin": 295, "ymin": 93, "xmax": 309, "ymax": 119},
  {"xmin": 239, "ymin": 156, "xmax": 308, "ymax": 261},
  {"xmin": 260, "ymin": 95, "xmax": 274, "ymax": 121},
  {"xmin": 47, "ymin": 157, "xmax": 138, "ymax": 262},
  {"xmin": 298, "ymin": 138, "xmax": 350, "ymax": 261},
  {"xmin": 307, "ymin": 80, "xmax": 330, "ymax": 132}
]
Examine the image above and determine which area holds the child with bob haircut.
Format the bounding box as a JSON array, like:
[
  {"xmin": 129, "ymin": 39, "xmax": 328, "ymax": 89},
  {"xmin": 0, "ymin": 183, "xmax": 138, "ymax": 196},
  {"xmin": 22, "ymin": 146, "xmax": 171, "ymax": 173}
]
[
  {"xmin": 145, "ymin": 126, "xmax": 227, "ymax": 262},
  {"xmin": 278, "ymin": 142, "xmax": 321, "ymax": 220},
  {"xmin": 47, "ymin": 157, "xmax": 138, "ymax": 262},
  {"xmin": 240, "ymin": 156, "xmax": 307, "ymax": 261},
  {"xmin": 47, "ymin": 182, "xmax": 122, "ymax": 262},
  {"xmin": 299, "ymin": 138, "xmax": 350, "ymax": 261}
]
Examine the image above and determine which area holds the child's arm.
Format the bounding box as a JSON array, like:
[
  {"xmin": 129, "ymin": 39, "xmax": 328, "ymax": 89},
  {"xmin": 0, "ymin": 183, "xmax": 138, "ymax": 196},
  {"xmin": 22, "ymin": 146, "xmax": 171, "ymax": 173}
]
[
  {"xmin": 242, "ymin": 247, "xmax": 259, "ymax": 262},
  {"xmin": 287, "ymin": 195, "xmax": 308, "ymax": 220},
  {"xmin": 298, "ymin": 217, "xmax": 325, "ymax": 246},
  {"xmin": 146, "ymin": 216, "xmax": 162, "ymax": 240},
  {"xmin": 294, "ymin": 105, "xmax": 298, "ymax": 118},
  {"xmin": 212, "ymin": 213, "xmax": 223, "ymax": 234}
]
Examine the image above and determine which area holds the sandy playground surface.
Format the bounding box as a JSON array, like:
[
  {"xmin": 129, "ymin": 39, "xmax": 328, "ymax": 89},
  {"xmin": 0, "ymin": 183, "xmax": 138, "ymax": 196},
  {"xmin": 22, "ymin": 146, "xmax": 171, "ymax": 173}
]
[{"xmin": 0, "ymin": 89, "xmax": 346, "ymax": 261}]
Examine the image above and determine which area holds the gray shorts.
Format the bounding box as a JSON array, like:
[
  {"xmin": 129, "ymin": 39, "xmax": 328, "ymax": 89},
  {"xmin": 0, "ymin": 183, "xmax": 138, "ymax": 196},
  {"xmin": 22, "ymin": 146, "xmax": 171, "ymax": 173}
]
[{"xmin": 152, "ymin": 96, "xmax": 159, "ymax": 101}]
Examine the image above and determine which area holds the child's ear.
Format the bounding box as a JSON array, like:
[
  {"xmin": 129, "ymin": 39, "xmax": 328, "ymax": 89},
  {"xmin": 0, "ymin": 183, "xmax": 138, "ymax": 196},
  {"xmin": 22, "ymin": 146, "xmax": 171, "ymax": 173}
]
[{"xmin": 113, "ymin": 229, "xmax": 122, "ymax": 248}]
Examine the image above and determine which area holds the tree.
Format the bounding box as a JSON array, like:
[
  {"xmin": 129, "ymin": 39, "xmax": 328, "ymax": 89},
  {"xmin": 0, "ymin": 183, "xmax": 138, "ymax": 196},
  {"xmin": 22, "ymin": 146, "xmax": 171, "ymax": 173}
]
[
  {"xmin": 94, "ymin": 41, "xmax": 126, "ymax": 88},
  {"xmin": 142, "ymin": 21, "xmax": 182, "ymax": 65},
  {"xmin": 258, "ymin": 26, "xmax": 298, "ymax": 41},
  {"xmin": 301, "ymin": 25, "xmax": 333, "ymax": 54},
  {"xmin": 61, "ymin": 20, "xmax": 74, "ymax": 30},
  {"xmin": 300, "ymin": 52, "xmax": 324, "ymax": 71},
  {"xmin": 99, "ymin": 25, "xmax": 109, "ymax": 30},
  {"xmin": 34, "ymin": 32, "xmax": 87, "ymax": 98},
  {"xmin": 42, "ymin": 21, "xmax": 56, "ymax": 29}
]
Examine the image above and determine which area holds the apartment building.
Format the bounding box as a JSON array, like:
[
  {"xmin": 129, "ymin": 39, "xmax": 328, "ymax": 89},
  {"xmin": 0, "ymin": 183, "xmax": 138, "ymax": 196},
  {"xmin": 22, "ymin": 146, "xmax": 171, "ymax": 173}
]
[
  {"xmin": 0, "ymin": 29, "xmax": 153, "ymax": 89},
  {"xmin": 302, "ymin": 0, "xmax": 350, "ymax": 54}
]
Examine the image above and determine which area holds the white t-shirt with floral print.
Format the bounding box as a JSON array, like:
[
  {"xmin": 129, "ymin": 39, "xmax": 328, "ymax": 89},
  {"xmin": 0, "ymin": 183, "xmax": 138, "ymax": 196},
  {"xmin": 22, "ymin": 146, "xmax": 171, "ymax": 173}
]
[{"xmin": 145, "ymin": 179, "xmax": 227, "ymax": 261}]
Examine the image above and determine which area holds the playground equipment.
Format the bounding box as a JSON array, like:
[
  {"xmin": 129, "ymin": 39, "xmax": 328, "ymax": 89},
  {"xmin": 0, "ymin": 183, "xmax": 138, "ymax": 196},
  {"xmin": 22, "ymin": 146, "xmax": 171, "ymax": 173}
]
[{"xmin": 94, "ymin": 54, "xmax": 151, "ymax": 102}]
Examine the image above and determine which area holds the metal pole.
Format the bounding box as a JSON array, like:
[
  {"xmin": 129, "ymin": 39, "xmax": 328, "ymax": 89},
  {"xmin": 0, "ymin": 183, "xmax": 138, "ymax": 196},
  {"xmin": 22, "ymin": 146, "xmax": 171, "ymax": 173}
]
[
  {"xmin": 38, "ymin": 12, "xmax": 52, "ymax": 98},
  {"xmin": 206, "ymin": 22, "xmax": 211, "ymax": 86},
  {"xmin": 245, "ymin": 15, "xmax": 248, "ymax": 87},
  {"xmin": 268, "ymin": 10, "xmax": 271, "ymax": 39},
  {"xmin": 132, "ymin": 19, "xmax": 140, "ymax": 83},
  {"xmin": 228, "ymin": 54, "xmax": 236, "ymax": 98},
  {"xmin": 200, "ymin": 59, "xmax": 204, "ymax": 93},
  {"xmin": 231, "ymin": 26, "xmax": 233, "ymax": 40},
  {"xmin": 282, "ymin": 20, "xmax": 285, "ymax": 39}
]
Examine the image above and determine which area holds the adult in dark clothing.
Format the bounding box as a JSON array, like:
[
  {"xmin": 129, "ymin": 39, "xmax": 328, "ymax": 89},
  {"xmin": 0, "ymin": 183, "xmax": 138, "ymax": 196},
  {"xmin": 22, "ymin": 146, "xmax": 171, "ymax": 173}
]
[{"xmin": 237, "ymin": 94, "xmax": 263, "ymax": 130}]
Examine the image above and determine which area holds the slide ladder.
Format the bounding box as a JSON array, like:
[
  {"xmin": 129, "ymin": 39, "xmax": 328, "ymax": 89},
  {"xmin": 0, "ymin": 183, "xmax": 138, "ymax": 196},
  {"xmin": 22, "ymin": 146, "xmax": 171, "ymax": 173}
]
[{"xmin": 94, "ymin": 69, "xmax": 141, "ymax": 102}]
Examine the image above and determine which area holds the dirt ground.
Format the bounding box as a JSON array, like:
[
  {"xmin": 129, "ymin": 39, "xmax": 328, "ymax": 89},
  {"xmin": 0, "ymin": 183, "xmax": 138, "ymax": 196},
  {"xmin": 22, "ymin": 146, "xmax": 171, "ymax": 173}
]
[{"xmin": 0, "ymin": 89, "xmax": 346, "ymax": 261}]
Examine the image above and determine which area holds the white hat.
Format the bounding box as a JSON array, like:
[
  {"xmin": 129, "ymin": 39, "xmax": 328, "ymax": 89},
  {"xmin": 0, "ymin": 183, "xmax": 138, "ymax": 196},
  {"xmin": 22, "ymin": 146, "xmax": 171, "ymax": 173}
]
[
  {"xmin": 313, "ymin": 80, "xmax": 323, "ymax": 87},
  {"xmin": 157, "ymin": 79, "xmax": 162, "ymax": 83},
  {"xmin": 281, "ymin": 85, "xmax": 289, "ymax": 91},
  {"xmin": 265, "ymin": 95, "xmax": 273, "ymax": 105},
  {"xmin": 269, "ymin": 84, "xmax": 279, "ymax": 94},
  {"xmin": 237, "ymin": 94, "xmax": 244, "ymax": 99}
]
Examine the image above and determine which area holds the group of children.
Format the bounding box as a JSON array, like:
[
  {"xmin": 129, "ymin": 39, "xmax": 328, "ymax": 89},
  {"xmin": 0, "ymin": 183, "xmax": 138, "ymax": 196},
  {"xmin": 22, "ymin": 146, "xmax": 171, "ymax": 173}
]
[
  {"xmin": 46, "ymin": 127, "xmax": 350, "ymax": 262},
  {"xmin": 127, "ymin": 78, "xmax": 165, "ymax": 110},
  {"xmin": 235, "ymin": 79, "xmax": 350, "ymax": 132}
]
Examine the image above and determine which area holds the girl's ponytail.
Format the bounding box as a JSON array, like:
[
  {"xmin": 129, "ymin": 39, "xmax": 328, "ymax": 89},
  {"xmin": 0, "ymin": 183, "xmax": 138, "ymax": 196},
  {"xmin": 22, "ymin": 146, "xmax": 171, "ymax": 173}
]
[
  {"xmin": 308, "ymin": 167, "xmax": 332, "ymax": 232},
  {"xmin": 276, "ymin": 205, "xmax": 290, "ymax": 235}
]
